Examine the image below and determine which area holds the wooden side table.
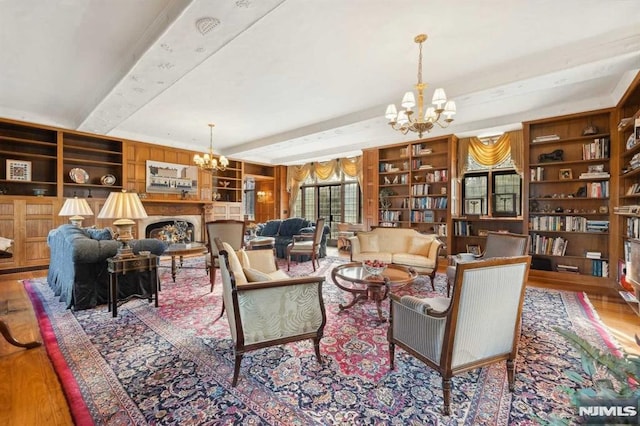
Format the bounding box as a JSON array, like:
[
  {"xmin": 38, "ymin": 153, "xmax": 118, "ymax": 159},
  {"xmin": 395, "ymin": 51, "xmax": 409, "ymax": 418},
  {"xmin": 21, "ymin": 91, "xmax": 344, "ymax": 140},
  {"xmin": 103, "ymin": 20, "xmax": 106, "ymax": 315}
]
[{"xmin": 107, "ymin": 254, "xmax": 159, "ymax": 318}]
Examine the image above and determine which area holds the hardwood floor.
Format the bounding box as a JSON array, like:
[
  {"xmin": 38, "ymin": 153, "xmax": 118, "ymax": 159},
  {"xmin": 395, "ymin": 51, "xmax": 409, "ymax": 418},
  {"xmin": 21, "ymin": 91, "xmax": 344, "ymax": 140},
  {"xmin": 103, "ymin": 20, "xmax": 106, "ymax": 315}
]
[
  {"xmin": 0, "ymin": 259, "xmax": 638, "ymax": 424},
  {"xmin": 0, "ymin": 270, "xmax": 72, "ymax": 426}
]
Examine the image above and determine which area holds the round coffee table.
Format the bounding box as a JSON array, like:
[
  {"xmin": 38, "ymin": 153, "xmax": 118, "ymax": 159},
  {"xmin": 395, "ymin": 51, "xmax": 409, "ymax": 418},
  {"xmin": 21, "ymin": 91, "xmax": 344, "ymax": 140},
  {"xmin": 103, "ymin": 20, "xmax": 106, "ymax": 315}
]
[
  {"xmin": 162, "ymin": 242, "xmax": 207, "ymax": 282},
  {"xmin": 331, "ymin": 262, "xmax": 417, "ymax": 322},
  {"xmin": 246, "ymin": 236, "xmax": 275, "ymax": 250}
]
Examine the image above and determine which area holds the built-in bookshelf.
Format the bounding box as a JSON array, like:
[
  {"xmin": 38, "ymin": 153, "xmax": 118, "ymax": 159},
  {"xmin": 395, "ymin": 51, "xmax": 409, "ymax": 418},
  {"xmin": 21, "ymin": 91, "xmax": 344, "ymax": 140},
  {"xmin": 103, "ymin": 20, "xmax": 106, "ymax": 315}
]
[
  {"xmin": 614, "ymin": 72, "xmax": 640, "ymax": 312},
  {"xmin": 450, "ymin": 217, "xmax": 523, "ymax": 255},
  {"xmin": 377, "ymin": 135, "xmax": 455, "ymax": 251},
  {"xmin": 524, "ymin": 108, "xmax": 614, "ymax": 288}
]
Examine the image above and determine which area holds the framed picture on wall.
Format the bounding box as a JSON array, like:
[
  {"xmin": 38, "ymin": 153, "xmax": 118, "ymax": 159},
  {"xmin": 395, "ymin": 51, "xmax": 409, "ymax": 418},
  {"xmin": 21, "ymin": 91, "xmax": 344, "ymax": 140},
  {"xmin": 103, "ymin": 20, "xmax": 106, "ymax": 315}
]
[
  {"xmin": 6, "ymin": 159, "xmax": 31, "ymax": 181},
  {"xmin": 145, "ymin": 160, "xmax": 198, "ymax": 195}
]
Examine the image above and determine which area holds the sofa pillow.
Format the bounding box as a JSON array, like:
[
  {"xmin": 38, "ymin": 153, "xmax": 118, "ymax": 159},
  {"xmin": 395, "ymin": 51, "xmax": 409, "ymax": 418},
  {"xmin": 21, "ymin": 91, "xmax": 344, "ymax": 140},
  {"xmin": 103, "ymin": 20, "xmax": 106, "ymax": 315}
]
[
  {"xmin": 85, "ymin": 227, "xmax": 113, "ymax": 241},
  {"xmin": 358, "ymin": 233, "xmax": 379, "ymax": 252},
  {"xmin": 408, "ymin": 238, "xmax": 431, "ymax": 256},
  {"xmin": 222, "ymin": 242, "xmax": 248, "ymax": 285},
  {"xmin": 243, "ymin": 267, "xmax": 274, "ymax": 282}
]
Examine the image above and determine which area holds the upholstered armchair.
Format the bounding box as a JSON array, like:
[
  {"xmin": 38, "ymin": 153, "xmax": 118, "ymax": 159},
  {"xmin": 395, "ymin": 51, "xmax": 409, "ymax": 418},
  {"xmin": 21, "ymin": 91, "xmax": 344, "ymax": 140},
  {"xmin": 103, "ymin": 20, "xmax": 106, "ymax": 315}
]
[
  {"xmin": 215, "ymin": 238, "xmax": 327, "ymax": 386},
  {"xmin": 446, "ymin": 231, "xmax": 529, "ymax": 296},
  {"xmin": 286, "ymin": 217, "xmax": 325, "ymax": 272},
  {"xmin": 206, "ymin": 220, "xmax": 245, "ymax": 292},
  {"xmin": 388, "ymin": 256, "xmax": 531, "ymax": 415}
]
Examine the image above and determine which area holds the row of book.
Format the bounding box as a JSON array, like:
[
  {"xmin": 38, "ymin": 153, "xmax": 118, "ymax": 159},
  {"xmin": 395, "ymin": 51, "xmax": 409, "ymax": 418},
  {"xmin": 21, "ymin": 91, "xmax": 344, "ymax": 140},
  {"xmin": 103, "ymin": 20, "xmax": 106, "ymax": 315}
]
[
  {"xmin": 582, "ymin": 137, "xmax": 609, "ymax": 160},
  {"xmin": 422, "ymin": 170, "xmax": 448, "ymax": 182},
  {"xmin": 379, "ymin": 162, "xmax": 408, "ymax": 173},
  {"xmin": 579, "ymin": 171, "xmax": 610, "ymax": 179},
  {"xmin": 411, "ymin": 159, "xmax": 434, "ymax": 169},
  {"xmin": 625, "ymin": 183, "xmax": 640, "ymax": 195},
  {"xmin": 410, "ymin": 210, "xmax": 436, "ymax": 223},
  {"xmin": 530, "ymin": 166, "xmax": 544, "ymax": 181},
  {"xmin": 590, "ymin": 259, "xmax": 609, "ymax": 277},
  {"xmin": 380, "ymin": 210, "xmax": 401, "ymax": 222},
  {"xmin": 411, "ymin": 196, "xmax": 447, "ymax": 209},
  {"xmin": 585, "ymin": 181, "xmax": 609, "ymax": 198},
  {"xmin": 530, "ymin": 234, "xmax": 568, "ymax": 256},
  {"xmin": 529, "ymin": 216, "xmax": 589, "ymax": 232},
  {"xmin": 556, "ymin": 260, "xmax": 607, "ymax": 279},
  {"xmin": 625, "ymin": 217, "xmax": 640, "ymax": 239},
  {"xmin": 411, "ymin": 144, "xmax": 433, "ymax": 156},
  {"xmin": 532, "ymin": 134, "xmax": 560, "ymax": 143},
  {"xmin": 453, "ymin": 221, "xmax": 474, "ymax": 236},
  {"xmin": 411, "ymin": 183, "xmax": 431, "ymax": 195},
  {"xmin": 585, "ymin": 220, "xmax": 609, "ymax": 232},
  {"xmin": 432, "ymin": 223, "xmax": 447, "ymax": 237}
]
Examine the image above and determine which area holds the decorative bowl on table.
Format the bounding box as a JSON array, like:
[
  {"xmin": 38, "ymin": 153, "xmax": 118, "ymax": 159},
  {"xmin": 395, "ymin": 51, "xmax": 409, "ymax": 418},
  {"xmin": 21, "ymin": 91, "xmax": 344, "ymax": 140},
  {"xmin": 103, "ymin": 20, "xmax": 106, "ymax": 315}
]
[{"xmin": 363, "ymin": 260, "xmax": 387, "ymax": 276}]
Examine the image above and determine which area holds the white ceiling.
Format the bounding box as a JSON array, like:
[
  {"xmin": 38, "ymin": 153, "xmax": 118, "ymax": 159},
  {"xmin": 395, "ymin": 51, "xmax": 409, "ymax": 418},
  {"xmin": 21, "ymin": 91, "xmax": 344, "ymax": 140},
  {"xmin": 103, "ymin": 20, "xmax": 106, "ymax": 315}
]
[{"xmin": 1, "ymin": 0, "xmax": 639, "ymax": 165}]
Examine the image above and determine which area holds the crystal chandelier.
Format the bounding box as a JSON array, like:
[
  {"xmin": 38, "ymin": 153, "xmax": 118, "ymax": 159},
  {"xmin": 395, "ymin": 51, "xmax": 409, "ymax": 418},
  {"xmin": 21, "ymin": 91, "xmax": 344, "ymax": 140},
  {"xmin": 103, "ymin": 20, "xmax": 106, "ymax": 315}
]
[
  {"xmin": 385, "ymin": 34, "xmax": 456, "ymax": 139},
  {"xmin": 193, "ymin": 124, "xmax": 229, "ymax": 172}
]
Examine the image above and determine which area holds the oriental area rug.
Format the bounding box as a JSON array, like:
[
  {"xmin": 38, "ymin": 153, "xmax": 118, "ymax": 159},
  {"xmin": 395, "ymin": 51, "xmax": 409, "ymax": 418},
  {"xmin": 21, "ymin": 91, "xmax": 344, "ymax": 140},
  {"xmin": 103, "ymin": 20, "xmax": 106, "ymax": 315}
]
[{"xmin": 24, "ymin": 256, "xmax": 620, "ymax": 425}]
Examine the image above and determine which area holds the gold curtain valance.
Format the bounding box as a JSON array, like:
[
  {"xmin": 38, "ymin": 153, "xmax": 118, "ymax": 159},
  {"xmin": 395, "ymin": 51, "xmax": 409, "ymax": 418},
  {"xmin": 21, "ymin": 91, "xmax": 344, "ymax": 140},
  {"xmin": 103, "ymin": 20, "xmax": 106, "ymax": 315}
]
[
  {"xmin": 456, "ymin": 130, "xmax": 524, "ymax": 179},
  {"xmin": 286, "ymin": 156, "xmax": 363, "ymax": 216}
]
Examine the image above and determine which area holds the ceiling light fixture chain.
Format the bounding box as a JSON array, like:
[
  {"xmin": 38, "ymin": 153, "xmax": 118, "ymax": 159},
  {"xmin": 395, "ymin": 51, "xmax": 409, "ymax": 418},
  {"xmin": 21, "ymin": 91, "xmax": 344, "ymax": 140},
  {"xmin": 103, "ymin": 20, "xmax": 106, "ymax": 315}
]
[
  {"xmin": 385, "ymin": 33, "xmax": 456, "ymax": 139},
  {"xmin": 193, "ymin": 123, "xmax": 229, "ymax": 173}
]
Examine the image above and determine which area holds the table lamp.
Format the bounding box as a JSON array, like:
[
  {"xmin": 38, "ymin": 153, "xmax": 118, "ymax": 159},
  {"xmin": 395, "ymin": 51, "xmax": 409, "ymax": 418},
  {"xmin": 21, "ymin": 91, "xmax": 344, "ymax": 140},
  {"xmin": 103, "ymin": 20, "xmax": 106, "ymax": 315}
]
[
  {"xmin": 97, "ymin": 190, "xmax": 148, "ymax": 258},
  {"xmin": 58, "ymin": 196, "xmax": 94, "ymax": 227}
]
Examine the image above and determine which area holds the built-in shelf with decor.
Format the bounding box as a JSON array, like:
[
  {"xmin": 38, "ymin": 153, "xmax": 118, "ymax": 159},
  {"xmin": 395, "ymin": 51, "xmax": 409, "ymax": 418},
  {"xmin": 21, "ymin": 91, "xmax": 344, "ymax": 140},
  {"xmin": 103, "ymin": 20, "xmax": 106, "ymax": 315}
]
[{"xmin": 524, "ymin": 108, "xmax": 613, "ymax": 290}]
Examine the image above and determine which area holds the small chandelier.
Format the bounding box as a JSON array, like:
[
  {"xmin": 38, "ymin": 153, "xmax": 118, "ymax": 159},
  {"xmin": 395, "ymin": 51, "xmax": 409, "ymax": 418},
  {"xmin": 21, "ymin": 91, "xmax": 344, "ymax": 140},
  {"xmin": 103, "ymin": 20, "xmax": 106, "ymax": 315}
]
[
  {"xmin": 193, "ymin": 124, "xmax": 229, "ymax": 172},
  {"xmin": 385, "ymin": 34, "xmax": 456, "ymax": 139}
]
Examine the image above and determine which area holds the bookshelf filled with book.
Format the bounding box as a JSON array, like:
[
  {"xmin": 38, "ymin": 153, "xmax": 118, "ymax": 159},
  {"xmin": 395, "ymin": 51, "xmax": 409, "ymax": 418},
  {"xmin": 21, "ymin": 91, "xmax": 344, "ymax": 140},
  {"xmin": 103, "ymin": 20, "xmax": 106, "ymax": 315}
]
[
  {"xmin": 377, "ymin": 135, "xmax": 455, "ymax": 252},
  {"xmin": 613, "ymin": 72, "xmax": 640, "ymax": 311},
  {"xmin": 524, "ymin": 108, "xmax": 614, "ymax": 288}
]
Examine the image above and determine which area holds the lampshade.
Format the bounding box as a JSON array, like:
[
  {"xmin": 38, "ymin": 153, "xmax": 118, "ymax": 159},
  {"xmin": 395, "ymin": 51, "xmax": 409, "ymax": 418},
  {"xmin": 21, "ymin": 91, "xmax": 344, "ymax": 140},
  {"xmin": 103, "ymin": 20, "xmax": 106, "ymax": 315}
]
[
  {"xmin": 97, "ymin": 190, "xmax": 148, "ymax": 258},
  {"xmin": 58, "ymin": 197, "xmax": 94, "ymax": 226},
  {"xmin": 98, "ymin": 190, "xmax": 148, "ymax": 220}
]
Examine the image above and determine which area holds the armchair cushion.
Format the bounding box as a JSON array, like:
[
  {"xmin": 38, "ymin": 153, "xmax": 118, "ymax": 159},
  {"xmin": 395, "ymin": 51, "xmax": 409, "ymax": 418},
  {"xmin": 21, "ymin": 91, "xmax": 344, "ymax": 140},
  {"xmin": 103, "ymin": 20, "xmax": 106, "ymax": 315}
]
[
  {"xmin": 400, "ymin": 295, "xmax": 432, "ymax": 313},
  {"xmin": 223, "ymin": 242, "xmax": 248, "ymax": 285},
  {"xmin": 243, "ymin": 267, "xmax": 274, "ymax": 282}
]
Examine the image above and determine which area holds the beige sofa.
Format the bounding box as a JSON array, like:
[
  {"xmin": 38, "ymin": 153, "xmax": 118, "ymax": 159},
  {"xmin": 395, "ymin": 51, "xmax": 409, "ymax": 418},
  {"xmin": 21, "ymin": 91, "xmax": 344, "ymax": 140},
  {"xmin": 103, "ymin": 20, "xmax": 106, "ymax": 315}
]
[{"xmin": 349, "ymin": 227, "xmax": 443, "ymax": 288}]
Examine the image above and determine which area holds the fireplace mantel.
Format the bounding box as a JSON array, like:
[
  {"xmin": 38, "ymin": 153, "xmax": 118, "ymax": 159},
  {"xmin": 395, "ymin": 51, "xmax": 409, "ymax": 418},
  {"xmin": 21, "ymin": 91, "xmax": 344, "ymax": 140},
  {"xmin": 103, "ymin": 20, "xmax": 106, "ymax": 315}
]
[{"xmin": 138, "ymin": 200, "xmax": 213, "ymax": 242}]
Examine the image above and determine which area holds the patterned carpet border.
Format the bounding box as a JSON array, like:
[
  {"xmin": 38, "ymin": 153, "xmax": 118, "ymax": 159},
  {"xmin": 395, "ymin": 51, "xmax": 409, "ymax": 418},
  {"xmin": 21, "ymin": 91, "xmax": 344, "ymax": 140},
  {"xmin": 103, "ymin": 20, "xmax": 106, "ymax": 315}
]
[{"xmin": 23, "ymin": 256, "xmax": 623, "ymax": 425}]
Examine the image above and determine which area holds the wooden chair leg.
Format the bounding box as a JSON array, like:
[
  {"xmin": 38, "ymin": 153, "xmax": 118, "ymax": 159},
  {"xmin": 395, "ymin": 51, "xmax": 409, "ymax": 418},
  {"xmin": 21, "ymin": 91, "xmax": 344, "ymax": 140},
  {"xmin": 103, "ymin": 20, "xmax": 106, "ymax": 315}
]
[
  {"xmin": 214, "ymin": 300, "xmax": 225, "ymax": 321},
  {"xmin": 389, "ymin": 341, "xmax": 395, "ymax": 369},
  {"xmin": 442, "ymin": 377, "xmax": 452, "ymax": 415},
  {"xmin": 0, "ymin": 320, "xmax": 41, "ymax": 349},
  {"xmin": 507, "ymin": 358, "xmax": 515, "ymax": 391},
  {"xmin": 209, "ymin": 266, "xmax": 217, "ymax": 292},
  {"xmin": 311, "ymin": 253, "xmax": 316, "ymax": 272},
  {"xmin": 232, "ymin": 352, "xmax": 243, "ymax": 387},
  {"xmin": 313, "ymin": 337, "xmax": 322, "ymax": 363},
  {"xmin": 428, "ymin": 269, "xmax": 437, "ymax": 291}
]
